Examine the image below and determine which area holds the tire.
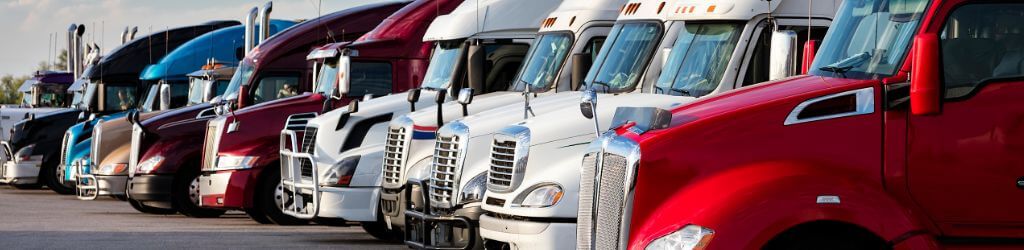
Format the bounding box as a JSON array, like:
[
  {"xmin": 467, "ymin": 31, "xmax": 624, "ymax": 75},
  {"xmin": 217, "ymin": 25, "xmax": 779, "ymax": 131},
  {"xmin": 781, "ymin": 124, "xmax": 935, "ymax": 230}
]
[
  {"xmin": 128, "ymin": 198, "xmax": 176, "ymax": 215},
  {"xmin": 172, "ymin": 168, "xmax": 226, "ymax": 218},
  {"xmin": 360, "ymin": 209, "xmax": 404, "ymax": 242},
  {"xmin": 43, "ymin": 162, "xmax": 75, "ymax": 195},
  {"xmin": 254, "ymin": 168, "xmax": 307, "ymax": 225},
  {"xmin": 245, "ymin": 207, "xmax": 273, "ymax": 224}
]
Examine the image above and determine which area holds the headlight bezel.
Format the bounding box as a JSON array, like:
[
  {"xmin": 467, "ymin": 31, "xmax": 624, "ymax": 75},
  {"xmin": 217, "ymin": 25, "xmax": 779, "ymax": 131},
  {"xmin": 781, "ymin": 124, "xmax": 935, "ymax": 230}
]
[
  {"xmin": 512, "ymin": 183, "xmax": 564, "ymax": 208},
  {"xmin": 14, "ymin": 144, "xmax": 39, "ymax": 162},
  {"xmin": 95, "ymin": 163, "xmax": 128, "ymax": 175},
  {"xmin": 135, "ymin": 155, "xmax": 165, "ymax": 174},
  {"xmin": 320, "ymin": 155, "xmax": 359, "ymax": 187},
  {"xmin": 644, "ymin": 224, "xmax": 714, "ymax": 250},
  {"xmin": 458, "ymin": 172, "xmax": 487, "ymax": 205},
  {"xmin": 213, "ymin": 155, "xmax": 258, "ymax": 171}
]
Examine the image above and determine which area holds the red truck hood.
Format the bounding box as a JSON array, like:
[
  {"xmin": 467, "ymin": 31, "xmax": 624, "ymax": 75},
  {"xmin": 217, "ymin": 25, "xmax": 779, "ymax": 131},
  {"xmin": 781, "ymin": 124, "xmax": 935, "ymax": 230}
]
[{"xmin": 213, "ymin": 93, "xmax": 327, "ymax": 167}]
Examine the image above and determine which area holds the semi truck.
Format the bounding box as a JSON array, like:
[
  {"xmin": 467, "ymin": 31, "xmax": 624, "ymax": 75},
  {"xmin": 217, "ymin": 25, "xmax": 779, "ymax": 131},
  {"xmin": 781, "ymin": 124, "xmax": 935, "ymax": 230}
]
[
  {"xmin": 275, "ymin": 0, "xmax": 463, "ymax": 240},
  {"xmin": 2, "ymin": 21, "xmax": 237, "ymax": 194},
  {"xmin": 195, "ymin": 1, "xmax": 409, "ymax": 225},
  {"xmin": 77, "ymin": 17, "xmax": 295, "ymax": 201},
  {"xmin": 0, "ymin": 71, "xmax": 75, "ymax": 142},
  {"xmin": 578, "ymin": 0, "xmax": 1024, "ymax": 249},
  {"xmin": 415, "ymin": 0, "xmax": 837, "ymax": 249}
]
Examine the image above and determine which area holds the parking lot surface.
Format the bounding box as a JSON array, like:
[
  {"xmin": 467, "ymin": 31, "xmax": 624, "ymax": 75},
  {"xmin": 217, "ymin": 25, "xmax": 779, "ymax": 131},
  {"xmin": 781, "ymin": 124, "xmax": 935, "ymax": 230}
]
[{"xmin": 0, "ymin": 186, "xmax": 404, "ymax": 249}]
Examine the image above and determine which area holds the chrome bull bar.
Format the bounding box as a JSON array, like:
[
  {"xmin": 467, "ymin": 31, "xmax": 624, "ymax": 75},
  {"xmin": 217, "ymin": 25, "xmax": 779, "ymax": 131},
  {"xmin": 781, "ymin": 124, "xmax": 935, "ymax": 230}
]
[
  {"xmin": 76, "ymin": 161, "xmax": 99, "ymax": 200},
  {"xmin": 0, "ymin": 142, "xmax": 12, "ymax": 180},
  {"xmin": 279, "ymin": 130, "xmax": 319, "ymax": 219}
]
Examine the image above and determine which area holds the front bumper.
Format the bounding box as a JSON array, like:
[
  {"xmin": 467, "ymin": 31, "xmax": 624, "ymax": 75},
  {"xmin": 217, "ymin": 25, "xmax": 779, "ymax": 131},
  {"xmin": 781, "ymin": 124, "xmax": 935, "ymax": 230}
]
[
  {"xmin": 404, "ymin": 180, "xmax": 483, "ymax": 250},
  {"xmin": 317, "ymin": 186, "xmax": 381, "ymax": 222},
  {"xmin": 479, "ymin": 214, "xmax": 576, "ymax": 250},
  {"xmin": 76, "ymin": 174, "xmax": 128, "ymax": 200},
  {"xmin": 0, "ymin": 160, "xmax": 41, "ymax": 184},
  {"xmin": 127, "ymin": 174, "xmax": 175, "ymax": 209},
  {"xmin": 198, "ymin": 169, "xmax": 254, "ymax": 209}
]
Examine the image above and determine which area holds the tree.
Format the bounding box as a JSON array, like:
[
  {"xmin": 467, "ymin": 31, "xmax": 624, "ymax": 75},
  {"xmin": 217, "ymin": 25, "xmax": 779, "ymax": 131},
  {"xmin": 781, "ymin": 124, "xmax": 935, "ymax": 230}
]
[{"xmin": 0, "ymin": 74, "xmax": 30, "ymax": 105}]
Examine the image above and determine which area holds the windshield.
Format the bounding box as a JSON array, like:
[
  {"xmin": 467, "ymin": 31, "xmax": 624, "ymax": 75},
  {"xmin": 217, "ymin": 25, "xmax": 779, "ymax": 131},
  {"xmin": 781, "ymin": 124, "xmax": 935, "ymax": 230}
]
[
  {"xmin": 223, "ymin": 60, "xmax": 255, "ymax": 101},
  {"xmin": 810, "ymin": 0, "xmax": 929, "ymax": 79},
  {"xmin": 513, "ymin": 33, "xmax": 574, "ymax": 92},
  {"xmin": 315, "ymin": 61, "xmax": 338, "ymax": 94},
  {"xmin": 655, "ymin": 23, "xmax": 744, "ymax": 97},
  {"xmin": 188, "ymin": 77, "xmax": 208, "ymax": 106},
  {"xmin": 421, "ymin": 41, "xmax": 464, "ymax": 90},
  {"xmin": 140, "ymin": 84, "xmax": 158, "ymax": 112},
  {"xmin": 585, "ymin": 22, "xmax": 663, "ymax": 93},
  {"xmin": 80, "ymin": 83, "xmax": 97, "ymax": 111}
]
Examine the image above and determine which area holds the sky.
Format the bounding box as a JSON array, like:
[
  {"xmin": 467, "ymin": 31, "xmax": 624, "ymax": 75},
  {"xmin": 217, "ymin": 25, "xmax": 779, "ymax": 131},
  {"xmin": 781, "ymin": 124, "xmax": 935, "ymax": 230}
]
[{"xmin": 0, "ymin": 0, "xmax": 390, "ymax": 76}]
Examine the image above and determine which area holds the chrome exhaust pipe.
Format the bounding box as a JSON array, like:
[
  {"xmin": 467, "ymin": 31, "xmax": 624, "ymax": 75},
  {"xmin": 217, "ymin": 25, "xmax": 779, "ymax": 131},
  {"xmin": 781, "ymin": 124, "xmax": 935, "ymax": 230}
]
[
  {"xmin": 130, "ymin": 26, "xmax": 138, "ymax": 41},
  {"xmin": 75, "ymin": 24, "xmax": 85, "ymax": 78},
  {"xmin": 67, "ymin": 24, "xmax": 76, "ymax": 74},
  {"xmin": 244, "ymin": 6, "xmax": 259, "ymax": 56},
  {"xmin": 259, "ymin": 1, "xmax": 273, "ymax": 44},
  {"xmin": 120, "ymin": 26, "xmax": 129, "ymax": 44}
]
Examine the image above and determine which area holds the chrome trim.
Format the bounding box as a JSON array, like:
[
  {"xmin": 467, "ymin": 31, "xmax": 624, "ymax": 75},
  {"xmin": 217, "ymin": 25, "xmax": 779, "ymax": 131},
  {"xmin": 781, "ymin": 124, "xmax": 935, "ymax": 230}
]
[
  {"xmin": 577, "ymin": 131, "xmax": 642, "ymax": 250},
  {"xmin": 90, "ymin": 119, "xmax": 103, "ymax": 175},
  {"xmin": 428, "ymin": 120, "xmax": 469, "ymax": 209},
  {"xmin": 285, "ymin": 112, "xmax": 318, "ymax": 131},
  {"xmin": 784, "ymin": 87, "xmax": 875, "ymax": 125},
  {"xmin": 196, "ymin": 107, "xmax": 216, "ymax": 119},
  {"xmin": 381, "ymin": 116, "xmax": 414, "ymax": 189},
  {"xmin": 486, "ymin": 125, "xmax": 530, "ymax": 193},
  {"xmin": 59, "ymin": 132, "xmax": 71, "ymax": 167},
  {"xmin": 201, "ymin": 117, "xmax": 226, "ymax": 171},
  {"xmin": 128, "ymin": 124, "xmax": 142, "ymax": 178}
]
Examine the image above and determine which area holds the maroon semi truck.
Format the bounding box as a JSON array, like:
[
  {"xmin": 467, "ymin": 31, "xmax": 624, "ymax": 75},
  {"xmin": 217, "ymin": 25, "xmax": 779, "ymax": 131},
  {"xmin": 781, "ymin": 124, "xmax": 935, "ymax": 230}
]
[{"xmin": 195, "ymin": 1, "xmax": 411, "ymax": 225}]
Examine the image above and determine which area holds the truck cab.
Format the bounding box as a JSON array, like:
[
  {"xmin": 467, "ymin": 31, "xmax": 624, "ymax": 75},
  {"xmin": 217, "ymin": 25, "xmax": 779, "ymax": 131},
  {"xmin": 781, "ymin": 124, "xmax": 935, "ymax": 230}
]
[
  {"xmin": 196, "ymin": 1, "xmax": 409, "ymax": 225},
  {"xmin": 275, "ymin": 0, "xmax": 463, "ymax": 240},
  {"xmin": 77, "ymin": 19, "xmax": 295, "ymax": 204},
  {"xmin": 577, "ymin": 0, "xmax": 1024, "ymax": 249}
]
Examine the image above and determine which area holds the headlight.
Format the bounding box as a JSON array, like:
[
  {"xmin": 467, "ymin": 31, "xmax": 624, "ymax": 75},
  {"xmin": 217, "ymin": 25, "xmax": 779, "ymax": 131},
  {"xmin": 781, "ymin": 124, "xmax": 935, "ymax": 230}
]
[
  {"xmin": 513, "ymin": 183, "xmax": 563, "ymax": 208},
  {"xmin": 459, "ymin": 172, "xmax": 487, "ymax": 204},
  {"xmin": 95, "ymin": 163, "xmax": 128, "ymax": 175},
  {"xmin": 645, "ymin": 225, "xmax": 714, "ymax": 250},
  {"xmin": 320, "ymin": 155, "xmax": 359, "ymax": 187},
  {"xmin": 136, "ymin": 155, "xmax": 164, "ymax": 174},
  {"xmin": 14, "ymin": 144, "xmax": 39, "ymax": 162},
  {"xmin": 214, "ymin": 155, "xmax": 258, "ymax": 170}
]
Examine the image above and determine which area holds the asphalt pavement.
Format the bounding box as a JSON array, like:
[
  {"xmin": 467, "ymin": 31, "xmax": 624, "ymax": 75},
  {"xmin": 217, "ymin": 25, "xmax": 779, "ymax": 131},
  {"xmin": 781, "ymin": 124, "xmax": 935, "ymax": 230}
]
[{"xmin": 0, "ymin": 186, "xmax": 405, "ymax": 249}]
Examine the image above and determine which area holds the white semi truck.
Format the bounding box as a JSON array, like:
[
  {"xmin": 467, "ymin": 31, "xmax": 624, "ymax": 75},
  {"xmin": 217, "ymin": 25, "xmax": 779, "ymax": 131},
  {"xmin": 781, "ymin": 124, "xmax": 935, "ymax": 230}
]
[
  {"xmin": 276, "ymin": 0, "xmax": 549, "ymax": 241},
  {"xmin": 423, "ymin": 0, "xmax": 841, "ymax": 249}
]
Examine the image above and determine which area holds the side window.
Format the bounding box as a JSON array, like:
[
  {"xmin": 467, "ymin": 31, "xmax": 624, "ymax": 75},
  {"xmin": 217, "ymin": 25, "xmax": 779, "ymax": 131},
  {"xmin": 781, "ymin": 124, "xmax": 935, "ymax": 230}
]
[
  {"xmin": 170, "ymin": 82, "xmax": 190, "ymax": 108},
  {"xmin": 349, "ymin": 62, "xmax": 393, "ymax": 98},
  {"xmin": 742, "ymin": 24, "xmax": 829, "ymax": 86},
  {"xmin": 941, "ymin": 4, "xmax": 1024, "ymax": 99},
  {"xmin": 254, "ymin": 76, "xmax": 300, "ymax": 104},
  {"xmin": 104, "ymin": 85, "xmax": 137, "ymax": 112},
  {"xmin": 483, "ymin": 43, "xmax": 530, "ymax": 93}
]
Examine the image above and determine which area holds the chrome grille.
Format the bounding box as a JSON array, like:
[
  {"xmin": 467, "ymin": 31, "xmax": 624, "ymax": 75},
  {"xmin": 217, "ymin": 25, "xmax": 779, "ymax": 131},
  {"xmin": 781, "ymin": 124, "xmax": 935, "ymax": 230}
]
[
  {"xmin": 487, "ymin": 140, "xmax": 515, "ymax": 189},
  {"xmin": 201, "ymin": 119, "xmax": 224, "ymax": 171},
  {"xmin": 90, "ymin": 120, "xmax": 102, "ymax": 171},
  {"xmin": 299, "ymin": 127, "xmax": 318, "ymax": 178},
  {"xmin": 429, "ymin": 134, "xmax": 460, "ymax": 207},
  {"xmin": 60, "ymin": 132, "xmax": 71, "ymax": 166},
  {"xmin": 285, "ymin": 113, "xmax": 318, "ymax": 131},
  {"xmin": 576, "ymin": 153, "xmax": 598, "ymax": 250},
  {"xmin": 381, "ymin": 126, "xmax": 407, "ymax": 185},
  {"xmin": 128, "ymin": 125, "xmax": 142, "ymax": 178},
  {"xmin": 594, "ymin": 154, "xmax": 628, "ymax": 250}
]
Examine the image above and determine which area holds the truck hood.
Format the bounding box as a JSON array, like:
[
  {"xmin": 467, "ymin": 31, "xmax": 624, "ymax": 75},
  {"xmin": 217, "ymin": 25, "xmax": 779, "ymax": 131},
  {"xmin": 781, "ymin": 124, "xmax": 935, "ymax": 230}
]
[
  {"xmin": 142, "ymin": 103, "xmax": 213, "ymax": 130},
  {"xmin": 447, "ymin": 91, "xmax": 582, "ymax": 140},
  {"xmin": 405, "ymin": 91, "xmax": 544, "ymax": 129},
  {"xmin": 306, "ymin": 90, "xmax": 445, "ymax": 152},
  {"xmin": 517, "ymin": 93, "xmax": 690, "ymax": 146}
]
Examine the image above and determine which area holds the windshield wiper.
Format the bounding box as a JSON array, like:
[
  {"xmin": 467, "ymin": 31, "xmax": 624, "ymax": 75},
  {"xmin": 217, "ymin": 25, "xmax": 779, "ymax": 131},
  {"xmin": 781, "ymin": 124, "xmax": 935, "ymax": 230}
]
[
  {"xmin": 819, "ymin": 52, "xmax": 872, "ymax": 76},
  {"xmin": 590, "ymin": 81, "xmax": 613, "ymax": 93}
]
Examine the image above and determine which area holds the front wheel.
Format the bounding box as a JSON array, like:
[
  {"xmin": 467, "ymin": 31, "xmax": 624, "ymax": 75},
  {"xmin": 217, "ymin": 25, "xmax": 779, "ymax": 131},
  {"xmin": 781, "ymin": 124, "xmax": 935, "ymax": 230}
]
[
  {"xmin": 128, "ymin": 198, "xmax": 176, "ymax": 214},
  {"xmin": 360, "ymin": 208, "xmax": 404, "ymax": 242},
  {"xmin": 254, "ymin": 168, "xmax": 307, "ymax": 225},
  {"xmin": 43, "ymin": 163, "xmax": 75, "ymax": 195},
  {"xmin": 173, "ymin": 170, "xmax": 225, "ymax": 218}
]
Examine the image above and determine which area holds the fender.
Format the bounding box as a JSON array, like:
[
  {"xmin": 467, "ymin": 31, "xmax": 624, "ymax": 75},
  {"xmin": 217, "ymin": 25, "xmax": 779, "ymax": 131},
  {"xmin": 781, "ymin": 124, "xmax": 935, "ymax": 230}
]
[
  {"xmin": 143, "ymin": 137, "xmax": 203, "ymax": 174},
  {"xmin": 628, "ymin": 162, "xmax": 935, "ymax": 249}
]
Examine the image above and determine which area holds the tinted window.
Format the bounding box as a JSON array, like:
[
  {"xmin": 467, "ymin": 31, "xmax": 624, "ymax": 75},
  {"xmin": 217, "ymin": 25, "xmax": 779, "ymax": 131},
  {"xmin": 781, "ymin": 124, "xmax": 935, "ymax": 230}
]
[
  {"xmin": 104, "ymin": 85, "xmax": 137, "ymax": 112},
  {"xmin": 585, "ymin": 22, "xmax": 663, "ymax": 93},
  {"xmin": 482, "ymin": 43, "xmax": 530, "ymax": 93},
  {"xmin": 253, "ymin": 76, "xmax": 299, "ymax": 104},
  {"xmin": 349, "ymin": 62, "xmax": 393, "ymax": 97},
  {"xmin": 941, "ymin": 4, "xmax": 1024, "ymax": 98}
]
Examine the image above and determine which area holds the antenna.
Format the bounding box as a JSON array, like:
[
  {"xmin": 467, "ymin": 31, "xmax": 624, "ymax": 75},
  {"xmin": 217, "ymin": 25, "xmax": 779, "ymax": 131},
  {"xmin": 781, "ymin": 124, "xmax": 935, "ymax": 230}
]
[
  {"xmin": 808, "ymin": 0, "xmax": 812, "ymax": 40},
  {"xmin": 149, "ymin": 26, "xmax": 153, "ymax": 65},
  {"xmin": 48, "ymin": 33, "xmax": 52, "ymax": 71}
]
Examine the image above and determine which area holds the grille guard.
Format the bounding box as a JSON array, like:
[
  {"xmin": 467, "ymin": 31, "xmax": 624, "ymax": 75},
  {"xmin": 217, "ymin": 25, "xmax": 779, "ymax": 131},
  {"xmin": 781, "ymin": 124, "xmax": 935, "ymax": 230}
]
[
  {"xmin": 279, "ymin": 130, "xmax": 319, "ymax": 219},
  {"xmin": 76, "ymin": 161, "xmax": 99, "ymax": 200},
  {"xmin": 404, "ymin": 179, "xmax": 477, "ymax": 250}
]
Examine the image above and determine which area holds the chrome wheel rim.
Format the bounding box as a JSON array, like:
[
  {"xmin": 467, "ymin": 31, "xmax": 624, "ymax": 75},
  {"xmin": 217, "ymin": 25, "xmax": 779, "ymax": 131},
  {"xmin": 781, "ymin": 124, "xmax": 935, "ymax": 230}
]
[
  {"xmin": 274, "ymin": 181, "xmax": 288, "ymax": 211},
  {"xmin": 189, "ymin": 176, "xmax": 201, "ymax": 205}
]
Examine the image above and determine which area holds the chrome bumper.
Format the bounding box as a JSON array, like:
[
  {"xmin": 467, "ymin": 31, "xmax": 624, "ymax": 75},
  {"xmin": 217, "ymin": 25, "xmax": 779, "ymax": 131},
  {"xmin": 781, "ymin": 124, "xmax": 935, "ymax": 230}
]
[{"xmin": 76, "ymin": 163, "xmax": 128, "ymax": 200}]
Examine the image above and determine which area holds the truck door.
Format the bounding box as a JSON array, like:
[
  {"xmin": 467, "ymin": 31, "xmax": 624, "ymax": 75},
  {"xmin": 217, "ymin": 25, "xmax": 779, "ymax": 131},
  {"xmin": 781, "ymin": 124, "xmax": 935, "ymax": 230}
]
[{"xmin": 906, "ymin": 2, "xmax": 1024, "ymax": 238}]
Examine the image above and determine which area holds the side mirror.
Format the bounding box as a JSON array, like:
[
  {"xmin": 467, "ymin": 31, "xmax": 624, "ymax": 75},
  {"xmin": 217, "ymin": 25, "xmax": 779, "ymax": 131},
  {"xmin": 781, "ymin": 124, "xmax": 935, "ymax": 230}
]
[
  {"xmin": 435, "ymin": 89, "xmax": 447, "ymax": 126},
  {"xmin": 911, "ymin": 34, "xmax": 942, "ymax": 115},
  {"xmin": 335, "ymin": 55, "xmax": 351, "ymax": 98},
  {"xmin": 457, "ymin": 88, "xmax": 474, "ymax": 116},
  {"xmin": 407, "ymin": 88, "xmax": 421, "ymax": 111},
  {"xmin": 802, "ymin": 40, "xmax": 819, "ymax": 74},
  {"xmin": 435, "ymin": 88, "xmax": 447, "ymax": 104},
  {"xmin": 571, "ymin": 53, "xmax": 592, "ymax": 90},
  {"xmin": 88, "ymin": 113, "xmax": 96, "ymax": 121},
  {"xmin": 579, "ymin": 89, "xmax": 597, "ymax": 119},
  {"xmin": 78, "ymin": 112, "xmax": 85, "ymax": 120},
  {"xmin": 159, "ymin": 84, "xmax": 172, "ymax": 110},
  {"xmin": 128, "ymin": 110, "xmax": 141, "ymax": 125},
  {"xmin": 769, "ymin": 30, "xmax": 799, "ymax": 80}
]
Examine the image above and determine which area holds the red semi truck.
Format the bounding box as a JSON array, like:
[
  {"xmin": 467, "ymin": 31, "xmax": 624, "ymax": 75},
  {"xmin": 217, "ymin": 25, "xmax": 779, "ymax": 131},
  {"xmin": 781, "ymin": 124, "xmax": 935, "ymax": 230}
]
[
  {"xmin": 197, "ymin": 1, "xmax": 409, "ymax": 225},
  {"xmin": 578, "ymin": 0, "xmax": 1024, "ymax": 249}
]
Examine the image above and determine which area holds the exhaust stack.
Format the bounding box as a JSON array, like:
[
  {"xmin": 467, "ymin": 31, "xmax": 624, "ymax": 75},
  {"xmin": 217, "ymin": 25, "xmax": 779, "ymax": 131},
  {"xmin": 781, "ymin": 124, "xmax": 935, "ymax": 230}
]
[
  {"xmin": 259, "ymin": 1, "xmax": 273, "ymax": 43},
  {"xmin": 120, "ymin": 27, "xmax": 129, "ymax": 44},
  {"xmin": 130, "ymin": 26, "xmax": 138, "ymax": 40},
  {"xmin": 244, "ymin": 6, "xmax": 259, "ymax": 56},
  {"xmin": 75, "ymin": 24, "xmax": 85, "ymax": 78},
  {"xmin": 67, "ymin": 24, "xmax": 77, "ymax": 74}
]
